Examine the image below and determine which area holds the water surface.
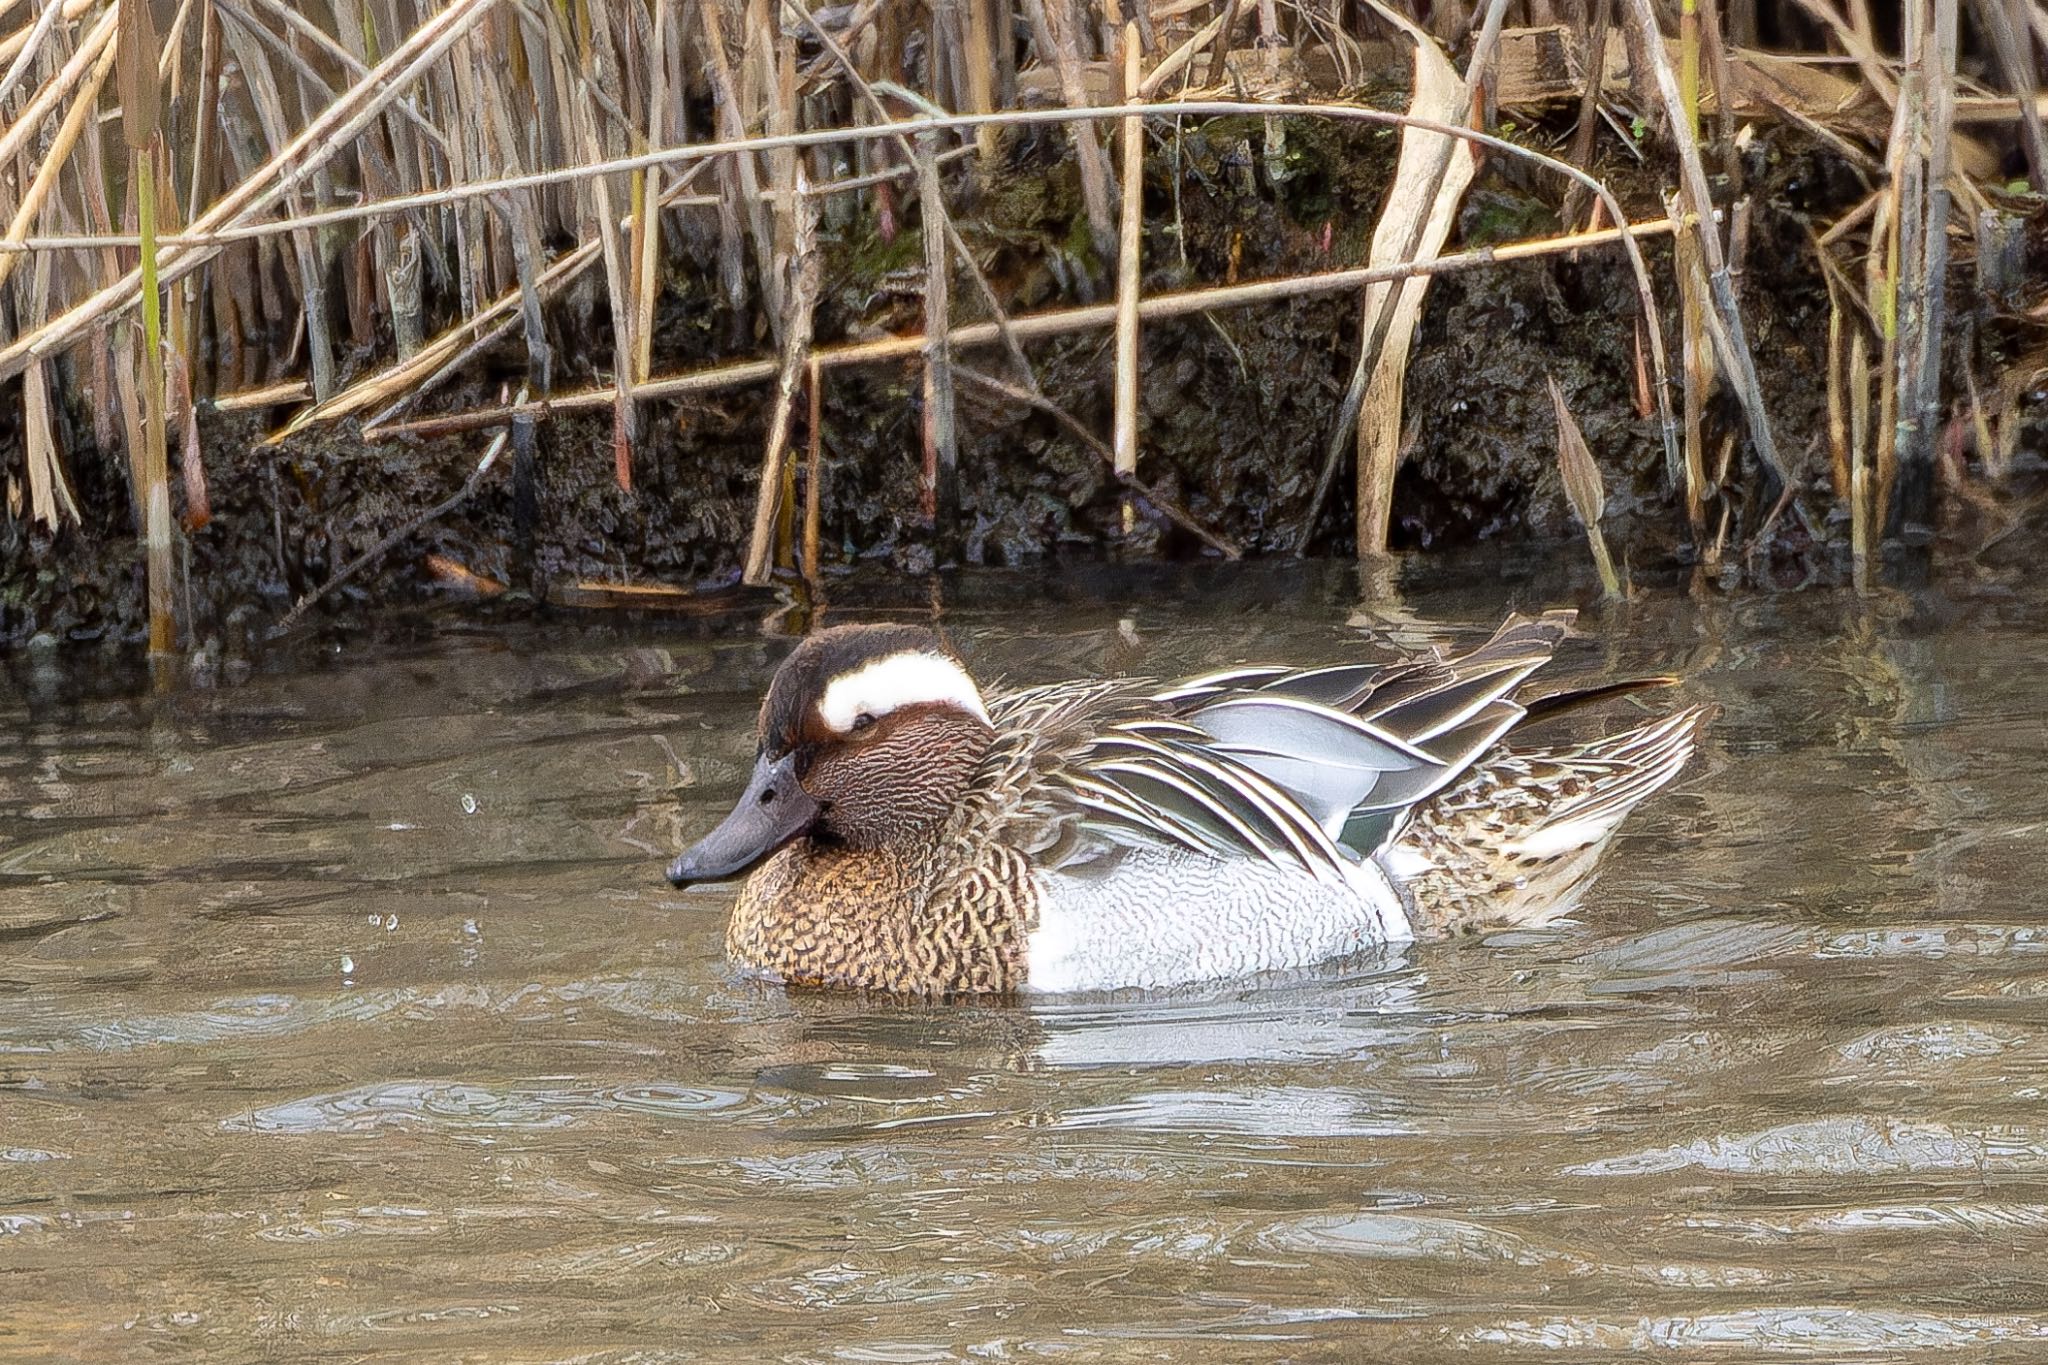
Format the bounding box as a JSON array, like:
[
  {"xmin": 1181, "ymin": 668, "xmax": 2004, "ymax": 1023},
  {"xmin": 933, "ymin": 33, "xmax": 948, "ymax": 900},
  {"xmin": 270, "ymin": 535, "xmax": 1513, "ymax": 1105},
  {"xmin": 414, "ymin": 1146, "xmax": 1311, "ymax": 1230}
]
[{"xmin": 5, "ymin": 563, "xmax": 2047, "ymax": 1360}]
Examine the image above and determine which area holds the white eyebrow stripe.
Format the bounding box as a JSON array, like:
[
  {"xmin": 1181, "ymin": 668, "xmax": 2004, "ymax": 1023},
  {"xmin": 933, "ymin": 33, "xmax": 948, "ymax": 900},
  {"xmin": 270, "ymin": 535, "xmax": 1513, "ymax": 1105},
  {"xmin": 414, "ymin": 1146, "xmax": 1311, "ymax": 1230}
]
[{"xmin": 816, "ymin": 651, "xmax": 990, "ymax": 733}]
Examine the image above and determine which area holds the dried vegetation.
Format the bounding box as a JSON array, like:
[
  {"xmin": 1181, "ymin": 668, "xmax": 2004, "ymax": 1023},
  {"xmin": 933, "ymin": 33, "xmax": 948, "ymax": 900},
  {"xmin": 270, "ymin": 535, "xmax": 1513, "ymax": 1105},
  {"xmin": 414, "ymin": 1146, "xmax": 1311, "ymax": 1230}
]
[{"xmin": 0, "ymin": 0, "xmax": 2044, "ymax": 646}]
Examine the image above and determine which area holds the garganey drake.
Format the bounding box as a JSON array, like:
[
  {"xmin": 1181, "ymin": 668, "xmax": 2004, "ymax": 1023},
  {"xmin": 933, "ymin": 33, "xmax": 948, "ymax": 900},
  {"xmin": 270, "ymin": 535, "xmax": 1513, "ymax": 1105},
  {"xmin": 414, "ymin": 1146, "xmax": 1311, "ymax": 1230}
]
[{"xmin": 667, "ymin": 613, "xmax": 1710, "ymax": 995}]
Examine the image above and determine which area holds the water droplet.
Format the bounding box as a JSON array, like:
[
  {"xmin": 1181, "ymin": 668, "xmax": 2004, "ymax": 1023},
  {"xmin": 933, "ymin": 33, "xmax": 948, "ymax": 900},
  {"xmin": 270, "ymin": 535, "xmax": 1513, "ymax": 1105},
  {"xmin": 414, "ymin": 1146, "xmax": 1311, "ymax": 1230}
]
[
  {"xmin": 461, "ymin": 794, "xmax": 478, "ymax": 815},
  {"xmin": 383, "ymin": 914, "xmax": 399, "ymax": 931},
  {"xmin": 339, "ymin": 954, "xmax": 355, "ymax": 976}
]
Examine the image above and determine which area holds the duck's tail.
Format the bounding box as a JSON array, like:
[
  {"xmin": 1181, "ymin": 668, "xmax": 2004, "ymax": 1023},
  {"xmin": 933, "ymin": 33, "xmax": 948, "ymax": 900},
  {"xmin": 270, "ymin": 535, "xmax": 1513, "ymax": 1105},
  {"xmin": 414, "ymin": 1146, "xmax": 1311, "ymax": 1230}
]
[{"xmin": 1390, "ymin": 702, "xmax": 1716, "ymax": 936}]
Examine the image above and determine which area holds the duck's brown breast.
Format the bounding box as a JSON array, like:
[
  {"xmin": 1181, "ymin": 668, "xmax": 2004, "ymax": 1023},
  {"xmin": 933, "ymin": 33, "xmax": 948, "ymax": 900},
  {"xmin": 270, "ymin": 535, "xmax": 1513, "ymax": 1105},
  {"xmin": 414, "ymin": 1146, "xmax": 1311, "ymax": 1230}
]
[{"xmin": 725, "ymin": 839, "xmax": 1037, "ymax": 993}]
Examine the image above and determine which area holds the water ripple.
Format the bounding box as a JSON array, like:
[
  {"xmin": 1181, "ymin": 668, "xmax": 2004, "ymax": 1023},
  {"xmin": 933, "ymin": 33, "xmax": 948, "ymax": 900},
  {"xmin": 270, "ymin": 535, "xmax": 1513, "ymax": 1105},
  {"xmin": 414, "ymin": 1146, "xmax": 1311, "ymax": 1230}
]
[
  {"xmin": 219, "ymin": 1079, "xmax": 802, "ymax": 1135},
  {"xmin": 1260, "ymin": 1212, "xmax": 1541, "ymax": 1264},
  {"xmin": 1055, "ymin": 1085, "xmax": 1412, "ymax": 1138},
  {"xmin": 1569, "ymin": 1116, "xmax": 2048, "ymax": 1177},
  {"xmin": 1468, "ymin": 1307, "xmax": 2048, "ymax": 1352}
]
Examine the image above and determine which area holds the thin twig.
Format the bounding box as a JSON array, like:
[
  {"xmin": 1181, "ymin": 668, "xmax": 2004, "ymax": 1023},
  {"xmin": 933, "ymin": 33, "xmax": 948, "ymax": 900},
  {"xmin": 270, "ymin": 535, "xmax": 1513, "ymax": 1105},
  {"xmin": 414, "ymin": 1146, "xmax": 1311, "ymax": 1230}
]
[
  {"xmin": 955, "ymin": 365, "xmax": 1242, "ymax": 557},
  {"xmin": 275, "ymin": 421, "xmax": 513, "ymax": 632}
]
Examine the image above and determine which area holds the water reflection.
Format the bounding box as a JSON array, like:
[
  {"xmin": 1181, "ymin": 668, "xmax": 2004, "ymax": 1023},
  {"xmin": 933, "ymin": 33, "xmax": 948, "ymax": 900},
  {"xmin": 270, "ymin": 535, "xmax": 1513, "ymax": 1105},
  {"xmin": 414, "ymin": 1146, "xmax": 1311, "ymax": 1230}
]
[{"xmin": 3, "ymin": 562, "xmax": 2048, "ymax": 1356}]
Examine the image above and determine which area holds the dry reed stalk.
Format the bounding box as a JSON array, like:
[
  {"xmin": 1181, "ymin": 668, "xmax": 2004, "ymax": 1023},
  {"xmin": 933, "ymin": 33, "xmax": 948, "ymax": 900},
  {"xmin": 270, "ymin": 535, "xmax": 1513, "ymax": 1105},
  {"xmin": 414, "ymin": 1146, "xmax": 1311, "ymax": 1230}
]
[
  {"xmin": 167, "ymin": 346, "xmax": 209, "ymax": 530},
  {"xmin": 803, "ymin": 356, "xmax": 824, "ymax": 588},
  {"xmin": 1675, "ymin": 217, "xmax": 1711, "ymax": 527},
  {"xmin": 963, "ymin": 0, "xmax": 998, "ymax": 157},
  {"xmin": 564, "ymin": 0, "xmax": 639, "ymax": 490},
  {"xmin": 1848, "ymin": 327, "xmax": 1872, "ymax": 589},
  {"xmin": 118, "ymin": 0, "xmax": 172, "ymax": 654},
  {"xmin": 1786, "ymin": 0, "xmax": 1896, "ymax": 105},
  {"xmin": 1548, "ymin": 374, "xmax": 1622, "ymax": 598},
  {"xmin": 1203, "ymin": 0, "xmax": 1244, "ymax": 85},
  {"xmin": 742, "ymin": 179, "xmax": 822, "ymax": 585},
  {"xmin": 1888, "ymin": 0, "xmax": 1956, "ymax": 537},
  {"xmin": 276, "ymin": 159, "xmax": 818, "ymax": 439},
  {"xmin": 1255, "ymin": 0, "xmax": 1282, "ymax": 176},
  {"xmin": 632, "ymin": 0, "xmax": 674, "ymax": 385},
  {"xmin": 244, "ymin": 0, "xmax": 449, "ymax": 150},
  {"xmin": 0, "ymin": 0, "xmax": 71, "ymax": 106},
  {"xmin": 1694, "ymin": 0, "xmax": 1738, "ymax": 174},
  {"xmin": 219, "ymin": 4, "xmax": 336, "ymax": 401},
  {"xmin": 0, "ymin": 5, "xmax": 115, "ymax": 173},
  {"xmin": 0, "ymin": 0, "xmax": 93, "ymax": 63},
  {"xmin": 1109, "ymin": 0, "xmax": 1144, "ymax": 525},
  {"xmin": 0, "ymin": 30, "xmax": 116, "ymax": 293},
  {"xmin": 1559, "ymin": 0, "xmax": 1612, "ymax": 228},
  {"xmin": 1140, "ymin": 2, "xmax": 1229, "ymax": 96},
  {"xmin": 1680, "ymin": 0, "xmax": 1700, "ymax": 140},
  {"xmin": 918, "ymin": 142, "xmax": 959, "ymax": 534},
  {"xmin": 371, "ymin": 215, "xmax": 1689, "ymax": 441},
  {"xmin": 695, "ymin": 0, "xmax": 754, "ymax": 322},
  {"xmin": 215, "ymin": 381, "xmax": 309, "ymax": 410},
  {"xmin": 1624, "ymin": 0, "xmax": 1788, "ymax": 487},
  {"xmin": 775, "ymin": 0, "xmax": 1038, "ymax": 391},
  {"xmin": 21, "ymin": 253, "xmax": 78, "ymax": 529},
  {"xmin": 1823, "ymin": 271, "xmax": 1850, "ymax": 502},
  {"xmin": 180, "ymin": 0, "xmax": 223, "ymax": 367},
  {"xmin": 0, "ymin": 0, "xmax": 498, "ymax": 384},
  {"xmin": 1969, "ymin": 0, "xmax": 2044, "ymax": 189},
  {"xmin": 40, "ymin": 99, "xmax": 1663, "ymax": 265},
  {"xmin": 1303, "ymin": 0, "xmax": 1491, "ymax": 558}
]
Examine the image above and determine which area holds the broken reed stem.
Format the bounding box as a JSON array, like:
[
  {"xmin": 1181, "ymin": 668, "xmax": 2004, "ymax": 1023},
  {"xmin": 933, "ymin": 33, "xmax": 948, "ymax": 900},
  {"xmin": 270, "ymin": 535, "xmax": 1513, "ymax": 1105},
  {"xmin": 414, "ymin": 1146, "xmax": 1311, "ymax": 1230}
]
[
  {"xmin": 1676, "ymin": 215, "xmax": 1712, "ymax": 526},
  {"xmin": 370, "ymin": 215, "xmax": 1691, "ymax": 441}
]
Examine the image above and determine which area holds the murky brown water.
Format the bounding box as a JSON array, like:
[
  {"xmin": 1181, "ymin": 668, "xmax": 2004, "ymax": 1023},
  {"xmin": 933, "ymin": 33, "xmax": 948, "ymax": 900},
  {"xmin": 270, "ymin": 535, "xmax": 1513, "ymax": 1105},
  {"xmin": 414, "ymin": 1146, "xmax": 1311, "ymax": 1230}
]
[{"xmin": 5, "ymin": 562, "xmax": 2048, "ymax": 1360}]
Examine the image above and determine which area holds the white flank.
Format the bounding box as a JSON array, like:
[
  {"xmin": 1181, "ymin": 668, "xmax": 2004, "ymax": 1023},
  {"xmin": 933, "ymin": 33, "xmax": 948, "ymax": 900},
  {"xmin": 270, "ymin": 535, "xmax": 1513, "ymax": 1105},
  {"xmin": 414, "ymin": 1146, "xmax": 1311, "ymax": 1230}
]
[
  {"xmin": 1023, "ymin": 852, "xmax": 1412, "ymax": 994},
  {"xmin": 816, "ymin": 650, "xmax": 990, "ymax": 733}
]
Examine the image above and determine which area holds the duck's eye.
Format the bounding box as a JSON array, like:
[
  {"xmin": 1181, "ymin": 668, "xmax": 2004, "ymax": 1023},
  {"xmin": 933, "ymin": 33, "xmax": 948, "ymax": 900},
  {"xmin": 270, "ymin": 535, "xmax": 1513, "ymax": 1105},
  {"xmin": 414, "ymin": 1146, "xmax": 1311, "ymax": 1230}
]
[{"xmin": 851, "ymin": 712, "xmax": 876, "ymax": 732}]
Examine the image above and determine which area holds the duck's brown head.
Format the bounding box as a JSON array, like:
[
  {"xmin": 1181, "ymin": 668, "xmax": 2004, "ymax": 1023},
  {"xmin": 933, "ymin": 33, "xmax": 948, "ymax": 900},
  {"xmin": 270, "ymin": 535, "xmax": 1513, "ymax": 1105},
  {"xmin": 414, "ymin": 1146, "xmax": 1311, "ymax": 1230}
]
[{"xmin": 666, "ymin": 624, "xmax": 995, "ymax": 886}]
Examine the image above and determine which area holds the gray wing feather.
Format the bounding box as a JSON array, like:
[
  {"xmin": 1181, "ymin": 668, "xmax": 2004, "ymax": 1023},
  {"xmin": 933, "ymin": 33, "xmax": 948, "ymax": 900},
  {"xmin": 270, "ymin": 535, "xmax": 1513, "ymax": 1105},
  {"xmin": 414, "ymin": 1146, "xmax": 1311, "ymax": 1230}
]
[{"xmin": 972, "ymin": 610, "xmax": 1581, "ymax": 876}]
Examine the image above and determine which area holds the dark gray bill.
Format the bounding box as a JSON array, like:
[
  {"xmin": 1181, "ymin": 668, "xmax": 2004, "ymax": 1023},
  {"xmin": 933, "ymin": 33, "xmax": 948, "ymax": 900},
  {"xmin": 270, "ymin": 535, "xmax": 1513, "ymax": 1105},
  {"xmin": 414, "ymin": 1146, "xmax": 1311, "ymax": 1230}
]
[{"xmin": 667, "ymin": 750, "xmax": 820, "ymax": 886}]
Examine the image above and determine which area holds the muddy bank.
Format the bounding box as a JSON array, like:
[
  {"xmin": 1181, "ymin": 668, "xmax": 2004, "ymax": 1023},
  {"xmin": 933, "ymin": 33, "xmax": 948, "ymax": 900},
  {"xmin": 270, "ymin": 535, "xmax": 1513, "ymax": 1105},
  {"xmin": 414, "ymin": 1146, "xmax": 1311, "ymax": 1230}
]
[{"xmin": 3, "ymin": 120, "xmax": 2044, "ymax": 650}]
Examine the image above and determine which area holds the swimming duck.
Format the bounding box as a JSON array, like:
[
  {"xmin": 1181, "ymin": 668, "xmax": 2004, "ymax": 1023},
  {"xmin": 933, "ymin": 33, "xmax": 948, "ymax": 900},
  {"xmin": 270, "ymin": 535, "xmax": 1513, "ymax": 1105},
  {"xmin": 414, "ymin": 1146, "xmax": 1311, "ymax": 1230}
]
[{"xmin": 667, "ymin": 612, "xmax": 1710, "ymax": 994}]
